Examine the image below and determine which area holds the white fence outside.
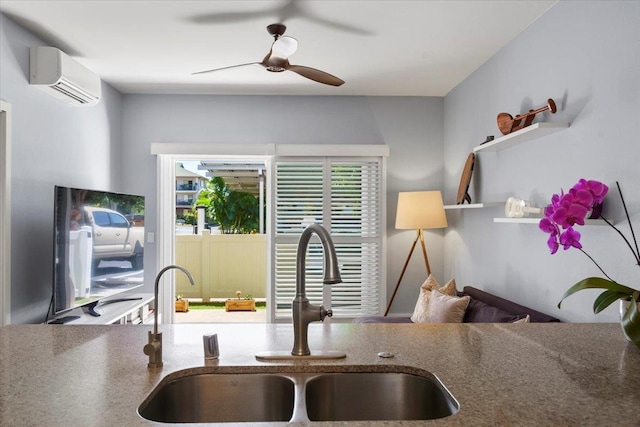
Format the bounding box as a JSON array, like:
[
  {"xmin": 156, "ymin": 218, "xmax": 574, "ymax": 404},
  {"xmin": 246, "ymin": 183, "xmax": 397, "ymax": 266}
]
[{"xmin": 175, "ymin": 231, "xmax": 267, "ymax": 300}]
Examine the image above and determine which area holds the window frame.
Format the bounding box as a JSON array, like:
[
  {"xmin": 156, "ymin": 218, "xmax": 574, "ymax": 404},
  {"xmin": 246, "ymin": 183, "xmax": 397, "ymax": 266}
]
[{"xmin": 0, "ymin": 100, "xmax": 11, "ymax": 326}]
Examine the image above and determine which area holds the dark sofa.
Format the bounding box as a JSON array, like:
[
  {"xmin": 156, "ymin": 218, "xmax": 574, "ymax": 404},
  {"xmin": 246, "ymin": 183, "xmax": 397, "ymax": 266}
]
[{"xmin": 354, "ymin": 286, "xmax": 560, "ymax": 323}]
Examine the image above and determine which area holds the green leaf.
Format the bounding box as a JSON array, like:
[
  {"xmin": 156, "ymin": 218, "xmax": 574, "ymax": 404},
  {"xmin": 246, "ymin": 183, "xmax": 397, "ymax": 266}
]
[
  {"xmin": 557, "ymin": 277, "xmax": 637, "ymax": 309},
  {"xmin": 593, "ymin": 289, "xmax": 629, "ymax": 314},
  {"xmin": 621, "ymin": 292, "xmax": 640, "ymax": 349}
]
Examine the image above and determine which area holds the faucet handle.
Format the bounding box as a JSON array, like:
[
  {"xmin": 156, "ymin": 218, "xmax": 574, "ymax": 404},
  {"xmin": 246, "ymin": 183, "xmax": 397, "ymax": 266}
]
[
  {"xmin": 144, "ymin": 331, "xmax": 163, "ymax": 368},
  {"xmin": 321, "ymin": 307, "xmax": 333, "ymax": 320}
]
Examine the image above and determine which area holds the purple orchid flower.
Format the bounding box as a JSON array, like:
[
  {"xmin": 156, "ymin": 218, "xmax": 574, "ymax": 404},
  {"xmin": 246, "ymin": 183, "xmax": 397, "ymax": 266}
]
[
  {"xmin": 539, "ymin": 216, "xmax": 561, "ymax": 254},
  {"xmin": 570, "ymin": 179, "xmax": 609, "ymax": 208},
  {"xmin": 552, "ymin": 196, "xmax": 588, "ymax": 228},
  {"xmin": 559, "ymin": 227, "xmax": 582, "ymax": 250},
  {"xmin": 547, "ymin": 234, "xmax": 560, "ymax": 254},
  {"xmin": 571, "ymin": 179, "xmax": 608, "ymax": 204},
  {"xmin": 539, "ymin": 179, "xmax": 608, "ymax": 255},
  {"xmin": 539, "ymin": 217, "xmax": 558, "ymax": 234}
]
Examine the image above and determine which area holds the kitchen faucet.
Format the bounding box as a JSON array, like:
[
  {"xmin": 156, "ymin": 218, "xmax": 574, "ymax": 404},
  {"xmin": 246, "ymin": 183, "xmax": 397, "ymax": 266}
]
[
  {"xmin": 143, "ymin": 265, "xmax": 195, "ymax": 368},
  {"xmin": 291, "ymin": 223, "xmax": 342, "ymax": 356}
]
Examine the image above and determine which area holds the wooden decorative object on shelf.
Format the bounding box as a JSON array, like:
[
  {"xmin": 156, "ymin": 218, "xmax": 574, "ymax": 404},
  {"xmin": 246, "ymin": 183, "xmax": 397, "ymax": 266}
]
[
  {"xmin": 456, "ymin": 153, "xmax": 475, "ymax": 204},
  {"xmin": 497, "ymin": 98, "xmax": 557, "ymax": 135},
  {"xmin": 225, "ymin": 299, "xmax": 256, "ymax": 312},
  {"xmin": 175, "ymin": 299, "xmax": 189, "ymax": 312}
]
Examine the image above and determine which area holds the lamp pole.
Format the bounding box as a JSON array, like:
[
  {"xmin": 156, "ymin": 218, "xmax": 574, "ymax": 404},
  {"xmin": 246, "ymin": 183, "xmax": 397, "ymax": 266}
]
[{"xmin": 384, "ymin": 229, "xmax": 431, "ymax": 316}]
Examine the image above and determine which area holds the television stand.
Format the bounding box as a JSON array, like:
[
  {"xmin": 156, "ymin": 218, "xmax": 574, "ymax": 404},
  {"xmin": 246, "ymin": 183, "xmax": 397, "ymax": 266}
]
[
  {"xmin": 49, "ymin": 315, "xmax": 81, "ymax": 324},
  {"xmin": 49, "ymin": 293, "xmax": 154, "ymax": 325},
  {"xmin": 85, "ymin": 297, "xmax": 144, "ymax": 317}
]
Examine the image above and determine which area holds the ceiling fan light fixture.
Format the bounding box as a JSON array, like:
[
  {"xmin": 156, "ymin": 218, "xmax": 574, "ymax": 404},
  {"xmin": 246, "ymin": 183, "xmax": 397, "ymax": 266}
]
[{"xmin": 271, "ymin": 36, "xmax": 298, "ymax": 58}]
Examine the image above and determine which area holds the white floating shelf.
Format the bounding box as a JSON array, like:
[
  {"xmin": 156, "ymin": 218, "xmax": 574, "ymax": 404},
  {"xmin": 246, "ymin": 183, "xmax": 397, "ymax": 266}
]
[
  {"xmin": 494, "ymin": 218, "xmax": 607, "ymax": 225},
  {"xmin": 444, "ymin": 202, "xmax": 502, "ymax": 210},
  {"xmin": 493, "ymin": 218, "xmax": 542, "ymax": 224},
  {"xmin": 473, "ymin": 122, "xmax": 569, "ymax": 153}
]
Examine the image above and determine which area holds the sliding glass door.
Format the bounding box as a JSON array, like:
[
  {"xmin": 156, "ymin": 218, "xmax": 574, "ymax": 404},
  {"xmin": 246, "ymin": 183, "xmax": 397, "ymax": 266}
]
[{"xmin": 154, "ymin": 144, "xmax": 387, "ymax": 324}]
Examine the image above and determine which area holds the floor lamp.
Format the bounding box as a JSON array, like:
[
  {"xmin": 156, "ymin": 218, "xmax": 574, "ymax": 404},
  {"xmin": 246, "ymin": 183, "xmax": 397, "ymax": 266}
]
[{"xmin": 384, "ymin": 191, "xmax": 448, "ymax": 316}]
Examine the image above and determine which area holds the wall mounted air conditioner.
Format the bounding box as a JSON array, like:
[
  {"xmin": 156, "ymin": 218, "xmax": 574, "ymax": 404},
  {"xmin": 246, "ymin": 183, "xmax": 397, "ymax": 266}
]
[{"xmin": 29, "ymin": 46, "xmax": 101, "ymax": 106}]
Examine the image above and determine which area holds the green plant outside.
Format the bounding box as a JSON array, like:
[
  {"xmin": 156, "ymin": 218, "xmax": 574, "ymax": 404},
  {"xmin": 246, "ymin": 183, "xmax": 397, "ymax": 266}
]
[
  {"xmin": 193, "ymin": 176, "xmax": 260, "ymax": 234},
  {"xmin": 181, "ymin": 210, "xmax": 196, "ymax": 225}
]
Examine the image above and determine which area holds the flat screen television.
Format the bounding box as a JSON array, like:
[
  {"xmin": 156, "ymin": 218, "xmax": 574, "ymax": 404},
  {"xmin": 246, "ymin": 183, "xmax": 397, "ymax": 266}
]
[{"xmin": 52, "ymin": 185, "xmax": 145, "ymax": 317}]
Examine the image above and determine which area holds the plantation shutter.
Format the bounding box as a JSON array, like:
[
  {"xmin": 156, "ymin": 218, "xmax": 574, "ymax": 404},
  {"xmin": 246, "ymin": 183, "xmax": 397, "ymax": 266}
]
[{"xmin": 273, "ymin": 157, "xmax": 383, "ymax": 320}]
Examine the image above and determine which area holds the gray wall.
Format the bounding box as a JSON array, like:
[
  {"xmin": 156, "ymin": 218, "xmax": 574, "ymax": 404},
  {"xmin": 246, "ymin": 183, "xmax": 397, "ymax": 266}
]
[
  {"xmin": 0, "ymin": 14, "xmax": 124, "ymax": 323},
  {"xmin": 121, "ymin": 95, "xmax": 444, "ymax": 314},
  {"xmin": 443, "ymin": 1, "xmax": 640, "ymax": 322}
]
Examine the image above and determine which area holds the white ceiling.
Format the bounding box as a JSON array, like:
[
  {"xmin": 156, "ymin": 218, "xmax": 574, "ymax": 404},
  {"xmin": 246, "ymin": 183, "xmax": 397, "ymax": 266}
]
[{"xmin": 0, "ymin": 0, "xmax": 557, "ymax": 96}]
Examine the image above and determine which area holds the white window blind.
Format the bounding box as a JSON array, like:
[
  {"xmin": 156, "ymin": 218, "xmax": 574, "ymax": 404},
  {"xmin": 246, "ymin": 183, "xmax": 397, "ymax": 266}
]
[{"xmin": 273, "ymin": 157, "xmax": 383, "ymax": 320}]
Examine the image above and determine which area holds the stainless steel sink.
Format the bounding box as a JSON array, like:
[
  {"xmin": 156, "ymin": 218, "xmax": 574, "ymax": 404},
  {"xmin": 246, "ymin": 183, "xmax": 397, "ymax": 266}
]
[
  {"xmin": 305, "ymin": 372, "xmax": 459, "ymax": 421},
  {"xmin": 138, "ymin": 373, "xmax": 295, "ymax": 423},
  {"xmin": 138, "ymin": 367, "xmax": 458, "ymax": 423}
]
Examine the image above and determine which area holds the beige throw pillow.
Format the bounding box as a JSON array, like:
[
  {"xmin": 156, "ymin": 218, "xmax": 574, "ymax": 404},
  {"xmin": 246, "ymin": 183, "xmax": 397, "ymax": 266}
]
[
  {"xmin": 512, "ymin": 315, "xmax": 531, "ymax": 323},
  {"xmin": 423, "ymin": 289, "xmax": 470, "ymax": 323},
  {"xmin": 410, "ymin": 275, "xmax": 457, "ymax": 323}
]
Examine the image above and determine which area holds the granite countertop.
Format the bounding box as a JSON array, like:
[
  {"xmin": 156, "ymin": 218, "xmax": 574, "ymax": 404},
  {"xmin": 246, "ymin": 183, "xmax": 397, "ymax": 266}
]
[{"xmin": 1, "ymin": 322, "xmax": 639, "ymax": 426}]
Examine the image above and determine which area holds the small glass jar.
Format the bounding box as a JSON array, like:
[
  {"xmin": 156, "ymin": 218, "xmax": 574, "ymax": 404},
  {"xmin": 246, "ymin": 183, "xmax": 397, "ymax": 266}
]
[{"xmin": 505, "ymin": 197, "xmax": 543, "ymax": 218}]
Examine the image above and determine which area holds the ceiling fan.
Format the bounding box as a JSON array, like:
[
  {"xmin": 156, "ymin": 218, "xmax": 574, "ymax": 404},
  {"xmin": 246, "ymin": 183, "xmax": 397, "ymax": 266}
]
[{"xmin": 192, "ymin": 23, "xmax": 345, "ymax": 87}]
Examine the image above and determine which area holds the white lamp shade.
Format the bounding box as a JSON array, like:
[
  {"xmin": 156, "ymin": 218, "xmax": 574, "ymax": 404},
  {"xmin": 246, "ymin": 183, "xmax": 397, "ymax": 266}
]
[{"xmin": 395, "ymin": 191, "xmax": 448, "ymax": 230}]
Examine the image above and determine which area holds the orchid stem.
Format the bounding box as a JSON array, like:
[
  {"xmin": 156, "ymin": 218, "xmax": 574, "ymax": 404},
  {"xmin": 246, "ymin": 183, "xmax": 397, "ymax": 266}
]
[
  {"xmin": 579, "ymin": 248, "xmax": 614, "ymax": 281},
  {"xmin": 599, "ymin": 214, "xmax": 640, "ymax": 266},
  {"xmin": 615, "ymin": 181, "xmax": 640, "ymax": 265}
]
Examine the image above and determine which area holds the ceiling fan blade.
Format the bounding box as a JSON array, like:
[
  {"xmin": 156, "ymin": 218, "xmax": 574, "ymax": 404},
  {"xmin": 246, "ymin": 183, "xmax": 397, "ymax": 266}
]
[
  {"xmin": 286, "ymin": 64, "xmax": 345, "ymax": 86},
  {"xmin": 192, "ymin": 62, "xmax": 261, "ymax": 75}
]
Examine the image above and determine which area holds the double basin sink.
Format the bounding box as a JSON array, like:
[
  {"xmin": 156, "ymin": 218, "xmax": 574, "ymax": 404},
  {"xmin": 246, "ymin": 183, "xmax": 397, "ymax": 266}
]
[{"xmin": 138, "ymin": 365, "xmax": 459, "ymax": 423}]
